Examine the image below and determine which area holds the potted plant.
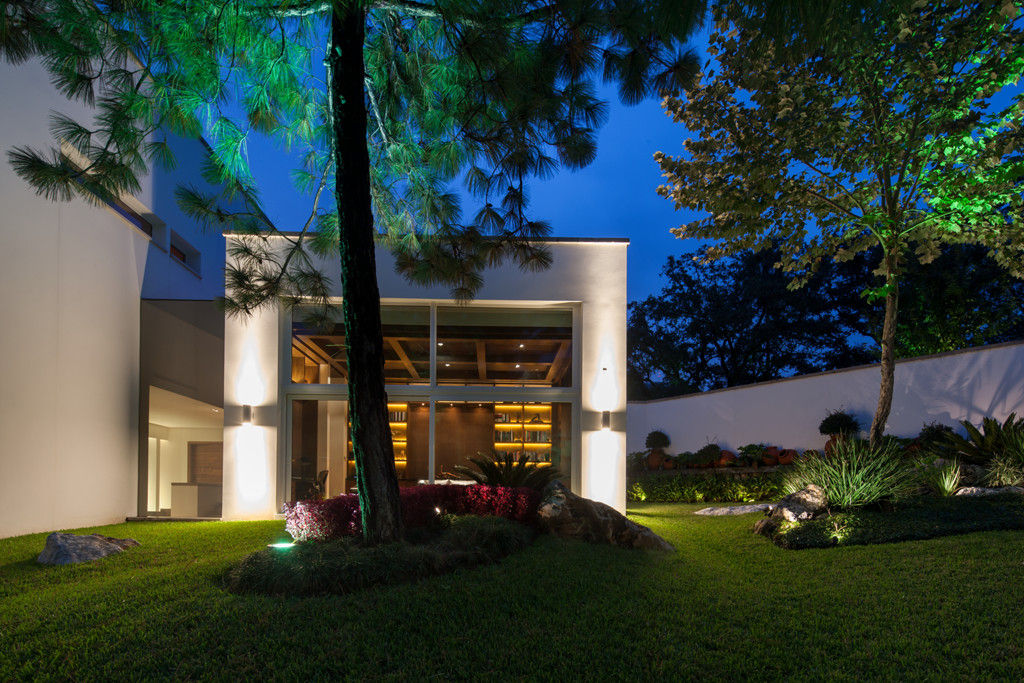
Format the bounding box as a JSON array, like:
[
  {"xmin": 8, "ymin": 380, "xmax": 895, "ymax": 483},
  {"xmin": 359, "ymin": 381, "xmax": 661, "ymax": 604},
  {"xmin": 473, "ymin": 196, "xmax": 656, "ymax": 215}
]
[
  {"xmin": 645, "ymin": 430, "xmax": 671, "ymax": 470},
  {"xmin": 738, "ymin": 444, "xmax": 764, "ymax": 469},
  {"xmin": 662, "ymin": 453, "xmax": 677, "ymax": 470},
  {"xmin": 696, "ymin": 443, "xmax": 722, "ymax": 469},
  {"xmin": 761, "ymin": 449, "xmax": 779, "ymax": 466},
  {"xmin": 777, "ymin": 449, "xmax": 797, "ymax": 465},
  {"xmin": 819, "ymin": 410, "xmax": 861, "ymax": 454},
  {"xmin": 718, "ymin": 449, "xmax": 737, "ymax": 467}
]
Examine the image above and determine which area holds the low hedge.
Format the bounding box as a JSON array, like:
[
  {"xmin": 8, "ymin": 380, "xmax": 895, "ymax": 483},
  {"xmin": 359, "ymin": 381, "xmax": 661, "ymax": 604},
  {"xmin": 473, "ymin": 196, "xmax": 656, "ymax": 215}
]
[
  {"xmin": 628, "ymin": 471, "xmax": 784, "ymax": 504},
  {"xmin": 226, "ymin": 515, "xmax": 533, "ymax": 596},
  {"xmin": 283, "ymin": 484, "xmax": 540, "ymax": 541},
  {"xmin": 768, "ymin": 495, "xmax": 1024, "ymax": 549}
]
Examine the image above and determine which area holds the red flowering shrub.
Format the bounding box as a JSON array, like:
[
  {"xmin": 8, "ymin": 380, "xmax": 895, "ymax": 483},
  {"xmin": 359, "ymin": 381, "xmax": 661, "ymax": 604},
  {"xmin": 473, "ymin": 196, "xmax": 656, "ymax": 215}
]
[{"xmin": 283, "ymin": 484, "xmax": 540, "ymax": 541}]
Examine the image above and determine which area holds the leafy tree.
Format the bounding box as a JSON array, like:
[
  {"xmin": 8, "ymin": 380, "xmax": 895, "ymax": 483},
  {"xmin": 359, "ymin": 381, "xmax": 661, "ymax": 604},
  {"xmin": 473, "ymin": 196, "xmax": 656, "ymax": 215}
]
[
  {"xmin": 627, "ymin": 248, "xmax": 873, "ymax": 398},
  {"xmin": 3, "ymin": 0, "xmax": 703, "ymax": 541},
  {"xmin": 656, "ymin": 1, "xmax": 1024, "ymax": 443},
  {"xmin": 877, "ymin": 243, "xmax": 1024, "ymax": 358}
]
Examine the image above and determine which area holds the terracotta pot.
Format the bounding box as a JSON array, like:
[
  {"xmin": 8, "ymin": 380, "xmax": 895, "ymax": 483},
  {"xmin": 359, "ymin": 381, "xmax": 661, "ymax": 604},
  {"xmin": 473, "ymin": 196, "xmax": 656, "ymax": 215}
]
[
  {"xmin": 764, "ymin": 446, "xmax": 781, "ymax": 458},
  {"xmin": 777, "ymin": 449, "xmax": 797, "ymax": 465},
  {"xmin": 646, "ymin": 448, "xmax": 664, "ymax": 470},
  {"xmin": 663, "ymin": 457, "xmax": 676, "ymax": 470},
  {"xmin": 762, "ymin": 452, "xmax": 779, "ymax": 466},
  {"xmin": 719, "ymin": 450, "xmax": 737, "ymax": 467}
]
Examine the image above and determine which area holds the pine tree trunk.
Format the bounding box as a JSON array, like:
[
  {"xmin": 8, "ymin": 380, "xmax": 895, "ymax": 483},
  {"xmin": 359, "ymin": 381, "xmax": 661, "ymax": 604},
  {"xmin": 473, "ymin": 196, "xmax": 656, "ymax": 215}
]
[
  {"xmin": 329, "ymin": 2, "xmax": 403, "ymax": 544},
  {"xmin": 869, "ymin": 256, "xmax": 899, "ymax": 446}
]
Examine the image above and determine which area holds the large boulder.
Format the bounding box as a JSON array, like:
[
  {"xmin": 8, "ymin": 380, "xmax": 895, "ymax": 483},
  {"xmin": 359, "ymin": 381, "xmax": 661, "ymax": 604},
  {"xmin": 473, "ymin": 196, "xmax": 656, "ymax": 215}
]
[
  {"xmin": 537, "ymin": 482, "xmax": 674, "ymax": 551},
  {"xmin": 753, "ymin": 485, "xmax": 827, "ymax": 536},
  {"xmin": 37, "ymin": 533, "xmax": 140, "ymax": 566}
]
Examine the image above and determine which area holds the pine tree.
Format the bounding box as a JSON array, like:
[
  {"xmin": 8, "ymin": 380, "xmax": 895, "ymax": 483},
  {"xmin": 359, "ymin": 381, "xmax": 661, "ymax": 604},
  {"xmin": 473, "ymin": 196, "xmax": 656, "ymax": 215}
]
[{"xmin": 2, "ymin": 0, "xmax": 704, "ymax": 542}]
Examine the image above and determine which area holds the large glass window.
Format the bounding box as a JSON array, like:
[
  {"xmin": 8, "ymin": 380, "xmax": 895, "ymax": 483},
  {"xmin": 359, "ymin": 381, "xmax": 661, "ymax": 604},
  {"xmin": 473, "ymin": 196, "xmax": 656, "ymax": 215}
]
[
  {"xmin": 146, "ymin": 386, "xmax": 223, "ymax": 518},
  {"xmin": 291, "ymin": 305, "xmax": 430, "ymax": 385},
  {"xmin": 436, "ymin": 308, "xmax": 572, "ymax": 387}
]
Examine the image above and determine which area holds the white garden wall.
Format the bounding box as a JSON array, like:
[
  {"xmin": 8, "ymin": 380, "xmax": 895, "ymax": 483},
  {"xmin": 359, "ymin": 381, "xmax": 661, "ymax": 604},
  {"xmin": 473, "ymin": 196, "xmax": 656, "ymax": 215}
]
[{"xmin": 627, "ymin": 340, "xmax": 1024, "ymax": 454}]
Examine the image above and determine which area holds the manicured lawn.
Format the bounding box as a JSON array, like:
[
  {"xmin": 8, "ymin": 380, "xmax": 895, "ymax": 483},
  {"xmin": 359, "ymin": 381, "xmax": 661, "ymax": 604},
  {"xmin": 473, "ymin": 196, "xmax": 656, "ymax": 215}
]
[{"xmin": 3, "ymin": 506, "xmax": 1024, "ymax": 679}]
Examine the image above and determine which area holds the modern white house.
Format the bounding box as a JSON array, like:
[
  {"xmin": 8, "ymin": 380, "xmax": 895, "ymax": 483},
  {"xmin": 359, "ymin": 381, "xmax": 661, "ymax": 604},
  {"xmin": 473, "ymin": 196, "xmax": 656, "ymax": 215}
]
[{"xmin": 0, "ymin": 60, "xmax": 628, "ymax": 538}]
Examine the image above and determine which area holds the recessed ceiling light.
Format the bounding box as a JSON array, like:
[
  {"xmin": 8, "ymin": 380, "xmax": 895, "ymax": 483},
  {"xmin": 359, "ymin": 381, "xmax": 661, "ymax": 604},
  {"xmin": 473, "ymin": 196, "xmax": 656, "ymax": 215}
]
[
  {"xmin": 515, "ymin": 364, "xmax": 521, "ymax": 368},
  {"xmin": 445, "ymin": 363, "xmax": 450, "ymax": 367},
  {"xmin": 519, "ymin": 343, "xmax": 525, "ymax": 348},
  {"xmin": 437, "ymin": 342, "xmax": 444, "ymax": 347}
]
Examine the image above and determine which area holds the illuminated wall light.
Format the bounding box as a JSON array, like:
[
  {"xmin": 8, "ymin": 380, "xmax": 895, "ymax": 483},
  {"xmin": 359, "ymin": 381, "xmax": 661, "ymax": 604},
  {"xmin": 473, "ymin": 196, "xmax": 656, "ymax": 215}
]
[
  {"xmin": 235, "ymin": 424, "xmax": 269, "ymax": 506},
  {"xmin": 601, "ymin": 411, "xmax": 611, "ymax": 431},
  {"xmin": 241, "ymin": 404, "xmax": 253, "ymax": 425},
  {"xmin": 236, "ymin": 339, "xmax": 267, "ymax": 405},
  {"xmin": 587, "ymin": 430, "xmax": 623, "ymax": 510},
  {"xmin": 591, "ymin": 349, "xmax": 620, "ymax": 412}
]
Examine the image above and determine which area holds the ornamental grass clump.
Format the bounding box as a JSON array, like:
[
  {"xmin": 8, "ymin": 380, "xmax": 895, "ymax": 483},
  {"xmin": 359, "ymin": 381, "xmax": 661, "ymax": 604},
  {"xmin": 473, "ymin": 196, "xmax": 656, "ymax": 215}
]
[
  {"xmin": 914, "ymin": 458, "xmax": 962, "ymax": 497},
  {"xmin": 784, "ymin": 440, "xmax": 915, "ymax": 509},
  {"xmin": 985, "ymin": 432, "xmax": 1024, "ymax": 487}
]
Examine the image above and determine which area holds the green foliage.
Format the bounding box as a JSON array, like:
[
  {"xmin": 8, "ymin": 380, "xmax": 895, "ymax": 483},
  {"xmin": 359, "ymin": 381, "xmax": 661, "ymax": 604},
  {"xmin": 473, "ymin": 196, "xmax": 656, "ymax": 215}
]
[
  {"xmin": 695, "ymin": 443, "xmax": 722, "ymax": 464},
  {"xmin": 917, "ymin": 422, "xmax": 956, "ymax": 451},
  {"xmin": 945, "ymin": 413, "xmax": 1024, "ymax": 465},
  {"xmin": 225, "ymin": 515, "xmax": 532, "ymax": 596},
  {"xmin": 450, "ymin": 453, "xmax": 562, "ymax": 491},
  {"xmin": 645, "ymin": 430, "xmax": 671, "ymax": 450},
  {"xmin": 657, "ymin": 0, "xmax": 1024, "ymax": 440},
  {"xmin": 818, "ymin": 410, "xmax": 861, "ymax": 437},
  {"xmin": 627, "ymin": 472, "xmax": 784, "ymax": 504},
  {"xmin": 914, "ymin": 458, "xmax": 962, "ymax": 497},
  {"xmin": 768, "ymin": 495, "xmax": 1024, "ymax": 549},
  {"xmin": 985, "ymin": 432, "xmax": 1024, "ymax": 487},
  {"xmin": 784, "ymin": 440, "xmax": 915, "ymax": 509}
]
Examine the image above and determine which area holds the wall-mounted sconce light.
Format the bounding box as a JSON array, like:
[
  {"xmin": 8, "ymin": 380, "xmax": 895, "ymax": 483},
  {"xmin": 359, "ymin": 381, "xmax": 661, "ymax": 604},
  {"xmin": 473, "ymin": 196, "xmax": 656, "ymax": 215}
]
[
  {"xmin": 241, "ymin": 404, "xmax": 253, "ymax": 425},
  {"xmin": 601, "ymin": 410, "xmax": 611, "ymax": 431}
]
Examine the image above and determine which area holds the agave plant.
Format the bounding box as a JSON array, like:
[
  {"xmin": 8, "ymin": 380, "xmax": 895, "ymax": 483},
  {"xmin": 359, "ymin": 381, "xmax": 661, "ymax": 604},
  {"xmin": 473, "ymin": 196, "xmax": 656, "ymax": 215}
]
[
  {"xmin": 449, "ymin": 453, "xmax": 563, "ymax": 491},
  {"xmin": 915, "ymin": 457, "xmax": 962, "ymax": 497},
  {"xmin": 945, "ymin": 413, "xmax": 1024, "ymax": 465}
]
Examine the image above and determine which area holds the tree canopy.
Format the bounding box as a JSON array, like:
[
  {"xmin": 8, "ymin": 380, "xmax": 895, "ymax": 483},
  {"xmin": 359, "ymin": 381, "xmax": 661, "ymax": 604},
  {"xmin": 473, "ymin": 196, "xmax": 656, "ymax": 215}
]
[
  {"xmin": 3, "ymin": 0, "xmax": 706, "ymax": 541},
  {"xmin": 655, "ymin": 0, "xmax": 1024, "ymax": 442}
]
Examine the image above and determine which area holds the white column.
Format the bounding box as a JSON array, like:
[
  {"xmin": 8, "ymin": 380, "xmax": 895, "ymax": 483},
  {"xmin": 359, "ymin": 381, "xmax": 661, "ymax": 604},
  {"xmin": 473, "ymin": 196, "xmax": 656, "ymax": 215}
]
[{"xmin": 222, "ymin": 303, "xmax": 281, "ymax": 520}]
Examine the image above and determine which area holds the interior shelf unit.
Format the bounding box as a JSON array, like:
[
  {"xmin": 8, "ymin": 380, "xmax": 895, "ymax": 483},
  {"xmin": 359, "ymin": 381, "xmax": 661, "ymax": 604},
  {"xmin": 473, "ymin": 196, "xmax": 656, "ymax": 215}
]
[
  {"xmin": 348, "ymin": 402, "xmax": 408, "ymax": 471},
  {"xmin": 493, "ymin": 403, "xmax": 552, "ymax": 463}
]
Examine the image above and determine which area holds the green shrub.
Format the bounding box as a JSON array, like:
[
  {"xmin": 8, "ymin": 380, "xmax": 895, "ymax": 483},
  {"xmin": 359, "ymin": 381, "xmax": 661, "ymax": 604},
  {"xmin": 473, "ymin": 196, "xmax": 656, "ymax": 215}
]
[
  {"xmin": 225, "ymin": 516, "xmax": 533, "ymax": 596},
  {"xmin": 917, "ymin": 422, "xmax": 956, "ymax": 450},
  {"xmin": 627, "ymin": 472, "xmax": 784, "ymax": 504},
  {"xmin": 783, "ymin": 439, "xmax": 915, "ymax": 509},
  {"xmin": 985, "ymin": 432, "xmax": 1024, "ymax": 486},
  {"xmin": 695, "ymin": 443, "xmax": 722, "ymax": 465},
  {"xmin": 945, "ymin": 413, "xmax": 1024, "ymax": 465},
  {"xmin": 645, "ymin": 430, "xmax": 671, "ymax": 449},
  {"xmin": 914, "ymin": 457, "xmax": 962, "ymax": 497},
  {"xmin": 738, "ymin": 443, "xmax": 766, "ymax": 466},
  {"xmin": 818, "ymin": 410, "xmax": 861, "ymax": 437},
  {"xmin": 766, "ymin": 495, "xmax": 1024, "ymax": 549},
  {"xmin": 450, "ymin": 453, "xmax": 562, "ymax": 490}
]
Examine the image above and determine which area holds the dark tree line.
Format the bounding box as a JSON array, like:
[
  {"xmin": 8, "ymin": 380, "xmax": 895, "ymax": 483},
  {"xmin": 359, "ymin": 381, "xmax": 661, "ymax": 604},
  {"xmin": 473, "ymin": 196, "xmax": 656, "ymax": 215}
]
[{"xmin": 628, "ymin": 244, "xmax": 1024, "ymax": 400}]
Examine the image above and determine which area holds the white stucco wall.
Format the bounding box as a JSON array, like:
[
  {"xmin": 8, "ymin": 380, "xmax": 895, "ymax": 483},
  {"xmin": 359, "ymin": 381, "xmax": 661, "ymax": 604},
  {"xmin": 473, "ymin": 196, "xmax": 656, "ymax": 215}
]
[
  {"xmin": 627, "ymin": 340, "xmax": 1024, "ymax": 454},
  {"xmin": 0, "ymin": 60, "xmax": 225, "ymax": 537},
  {"xmin": 222, "ymin": 238, "xmax": 629, "ymax": 516}
]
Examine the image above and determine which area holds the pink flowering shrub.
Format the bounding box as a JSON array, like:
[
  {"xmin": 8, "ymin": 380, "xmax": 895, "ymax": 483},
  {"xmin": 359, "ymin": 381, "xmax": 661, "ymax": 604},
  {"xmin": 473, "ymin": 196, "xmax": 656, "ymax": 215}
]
[{"xmin": 283, "ymin": 484, "xmax": 540, "ymax": 541}]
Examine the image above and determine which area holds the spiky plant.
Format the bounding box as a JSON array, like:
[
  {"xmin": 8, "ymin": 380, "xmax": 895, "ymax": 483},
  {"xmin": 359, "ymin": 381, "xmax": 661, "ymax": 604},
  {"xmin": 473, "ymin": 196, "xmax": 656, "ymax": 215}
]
[
  {"xmin": 915, "ymin": 458, "xmax": 962, "ymax": 497},
  {"xmin": 945, "ymin": 414, "xmax": 1024, "ymax": 465},
  {"xmin": 450, "ymin": 453, "xmax": 562, "ymax": 491},
  {"xmin": 985, "ymin": 431, "xmax": 1024, "ymax": 487},
  {"xmin": 784, "ymin": 439, "xmax": 915, "ymax": 509}
]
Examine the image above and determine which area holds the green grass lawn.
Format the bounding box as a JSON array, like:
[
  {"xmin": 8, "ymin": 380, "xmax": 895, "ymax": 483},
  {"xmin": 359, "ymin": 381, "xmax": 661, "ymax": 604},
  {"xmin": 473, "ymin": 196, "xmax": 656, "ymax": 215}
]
[{"xmin": 3, "ymin": 505, "xmax": 1024, "ymax": 680}]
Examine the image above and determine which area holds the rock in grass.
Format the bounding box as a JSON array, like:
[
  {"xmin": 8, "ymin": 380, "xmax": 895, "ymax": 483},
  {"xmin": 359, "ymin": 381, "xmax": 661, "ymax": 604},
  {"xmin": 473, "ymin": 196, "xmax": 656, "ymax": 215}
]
[
  {"xmin": 37, "ymin": 533, "xmax": 140, "ymax": 565},
  {"xmin": 954, "ymin": 486, "xmax": 1024, "ymax": 497},
  {"xmin": 694, "ymin": 503, "xmax": 774, "ymax": 516},
  {"xmin": 752, "ymin": 485, "xmax": 828, "ymax": 536},
  {"xmin": 537, "ymin": 482, "xmax": 675, "ymax": 552}
]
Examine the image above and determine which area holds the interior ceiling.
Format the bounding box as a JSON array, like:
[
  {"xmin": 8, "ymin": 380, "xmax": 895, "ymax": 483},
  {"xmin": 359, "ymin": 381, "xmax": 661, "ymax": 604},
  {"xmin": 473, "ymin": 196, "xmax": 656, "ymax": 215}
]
[{"xmin": 149, "ymin": 386, "xmax": 223, "ymax": 429}]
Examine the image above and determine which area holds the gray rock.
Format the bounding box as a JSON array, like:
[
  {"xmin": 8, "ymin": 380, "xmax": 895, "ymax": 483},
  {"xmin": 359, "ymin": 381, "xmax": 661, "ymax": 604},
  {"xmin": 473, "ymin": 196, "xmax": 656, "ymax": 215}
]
[
  {"xmin": 538, "ymin": 482, "xmax": 675, "ymax": 552},
  {"xmin": 37, "ymin": 533, "xmax": 140, "ymax": 565},
  {"xmin": 954, "ymin": 486, "xmax": 1024, "ymax": 497},
  {"xmin": 694, "ymin": 503, "xmax": 773, "ymax": 516},
  {"xmin": 754, "ymin": 485, "xmax": 828, "ymax": 536}
]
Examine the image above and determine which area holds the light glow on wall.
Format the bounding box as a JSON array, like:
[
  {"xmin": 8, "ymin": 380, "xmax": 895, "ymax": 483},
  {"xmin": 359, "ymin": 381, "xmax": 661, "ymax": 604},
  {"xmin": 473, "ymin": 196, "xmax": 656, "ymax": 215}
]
[
  {"xmin": 234, "ymin": 423, "xmax": 269, "ymax": 507},
  {"xmin": 586, "ymin": 429, "xmax": 624, "ymax": 511},
  {"xmin": 590, "ymin": 347, "xmax": 620, "ymax": 412},
  {"xmin": 236, "ymin": 339, "xmax": 266, "ymax": 405}
]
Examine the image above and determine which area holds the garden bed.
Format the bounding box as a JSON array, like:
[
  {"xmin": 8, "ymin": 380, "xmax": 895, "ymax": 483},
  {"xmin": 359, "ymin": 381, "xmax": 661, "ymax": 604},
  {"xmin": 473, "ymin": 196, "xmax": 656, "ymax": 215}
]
[
  {"xmin": 628, "ymin": 471, "xmax": 784, "ymax": 503},
  {"xmin": 766, "ymin": 495, "xmax": 1024, "ymax": 549}
]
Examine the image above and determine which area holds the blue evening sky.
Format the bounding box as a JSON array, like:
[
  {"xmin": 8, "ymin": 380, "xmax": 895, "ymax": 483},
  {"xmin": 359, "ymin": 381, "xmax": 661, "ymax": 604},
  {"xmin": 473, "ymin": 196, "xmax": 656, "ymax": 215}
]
[{"xmin": 243, "ymin": 32, "xmax": 713, "ymax": 305}]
